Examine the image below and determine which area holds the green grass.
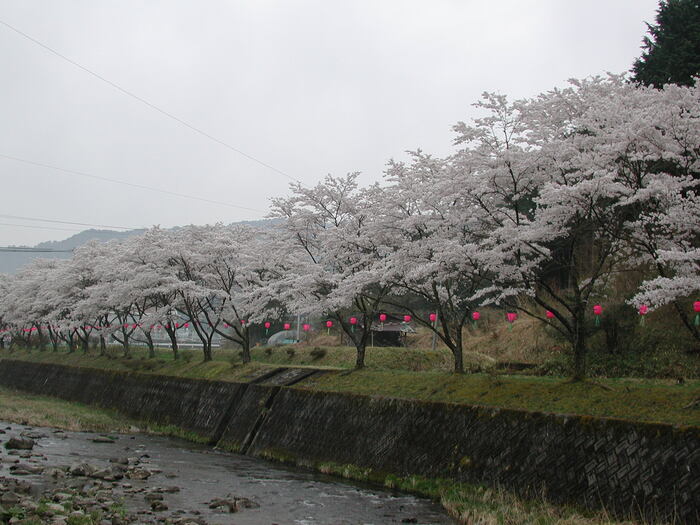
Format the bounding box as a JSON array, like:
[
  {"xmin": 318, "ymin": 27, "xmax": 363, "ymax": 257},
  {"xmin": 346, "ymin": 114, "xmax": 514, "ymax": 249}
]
[
  {"xmin": 300, "ymin": 460, "xmax": 636, "ymax": 524},
  {"xmin": 301, "ymin": 369, "xmax": 700, "ymax": 427}
]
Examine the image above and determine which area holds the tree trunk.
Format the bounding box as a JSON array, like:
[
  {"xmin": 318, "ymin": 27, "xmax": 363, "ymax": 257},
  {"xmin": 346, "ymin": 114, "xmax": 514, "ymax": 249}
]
[
  {"xmin": 452, "ymin": 330, "xmax": 464, "ymax": 373},
  {"xmin": 121, "ymin": 331, "xmax": 131, "ymax": 358},
  {"xmin": 99, "ymin": 336, "xmax": 107, "ymax": 356},
  {"xmin": 37, "ymin": 328, "xmax": 47, "ymax": 352},
  {"xmin": 673, "ymin": 300, "xmax": 700, "ymax": 341},
  {"xmin": 572, "ymin": 319, "xmax": 587, "ymax": 381},
  {"xmin": 145, "ymin": 332, "xmax": 155, "ymax": 358},
  {"xmin": 167, "ymin": 330, "xmax": 179, "ymax": 360},
  {"xmin": 354, "ymin": 342, "xmax": 366, "ymax": 369},
  {"xmin": 202, "ymin": 341, "xmax": 212, "ymax": 362},
  {"xmin": 240, "ymin": 337, "xmax": 251, "ymax": 363}
]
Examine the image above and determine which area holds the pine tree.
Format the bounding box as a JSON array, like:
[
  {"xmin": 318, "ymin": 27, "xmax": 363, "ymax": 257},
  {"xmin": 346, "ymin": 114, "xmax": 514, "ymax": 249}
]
[{"xmin": 632, "ymin": 0, "xmax": 700, "ymax": 87}]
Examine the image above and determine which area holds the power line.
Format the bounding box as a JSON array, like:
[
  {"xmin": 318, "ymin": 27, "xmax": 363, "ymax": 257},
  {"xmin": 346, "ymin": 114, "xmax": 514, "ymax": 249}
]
[
  {"xmin": 0, "ymin": 222, "xmax": 85, "ymax": 233},
  {"xmin": 0, "ymin": 17, "xmax": 299, "ymax": 185},
  {"xmin": 0, "ymin": 214, "xmax": 137, "ymax": 231},
  {"xmin": 0, "ymin": 247, "xmax": 73, "ymax": 253},
  {"xmin": 0, "ymin": 153, "xmax": 267, "ymax": 213}
]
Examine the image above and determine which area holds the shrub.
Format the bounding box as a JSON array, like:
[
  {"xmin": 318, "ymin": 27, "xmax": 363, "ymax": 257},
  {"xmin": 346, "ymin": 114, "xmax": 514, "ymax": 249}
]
[{"xmin": 310, "ymin": 347, "xmax": 327, "ymax": 360}]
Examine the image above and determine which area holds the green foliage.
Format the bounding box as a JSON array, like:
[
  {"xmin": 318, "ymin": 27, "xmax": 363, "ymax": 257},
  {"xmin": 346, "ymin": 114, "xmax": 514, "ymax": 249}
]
[{"xmin": 632, "ymin": 0, "xmax": 700, "ymax": 87}]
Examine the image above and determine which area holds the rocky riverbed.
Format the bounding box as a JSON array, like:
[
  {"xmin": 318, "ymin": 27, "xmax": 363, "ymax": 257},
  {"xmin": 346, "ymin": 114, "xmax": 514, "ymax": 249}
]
[{"xmin": 0, "ymin": 422, "xmax": 453, "ymax": 524}]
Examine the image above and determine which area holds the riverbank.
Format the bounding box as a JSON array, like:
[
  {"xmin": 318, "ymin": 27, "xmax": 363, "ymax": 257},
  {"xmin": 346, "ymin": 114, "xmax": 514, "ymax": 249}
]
[
  {"xmin": 0, "ymin": 388, "xmax": 634, "ymax": 525},
  {"xmin": 3, "ymin": 349, "xmax": 699, "ymax": 427}
]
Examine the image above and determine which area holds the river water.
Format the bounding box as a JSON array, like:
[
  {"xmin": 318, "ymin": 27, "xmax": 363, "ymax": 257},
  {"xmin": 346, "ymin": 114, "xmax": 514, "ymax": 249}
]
[{"xmin": 0, "ymin": 422, "xmax": 454, "ymax": 525}]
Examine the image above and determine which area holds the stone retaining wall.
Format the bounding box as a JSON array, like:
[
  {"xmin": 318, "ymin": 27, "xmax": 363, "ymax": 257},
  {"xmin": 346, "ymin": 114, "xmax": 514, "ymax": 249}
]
[{"xmin": 0, "ymin": 359, "xmax": 697, "ymax": 523}]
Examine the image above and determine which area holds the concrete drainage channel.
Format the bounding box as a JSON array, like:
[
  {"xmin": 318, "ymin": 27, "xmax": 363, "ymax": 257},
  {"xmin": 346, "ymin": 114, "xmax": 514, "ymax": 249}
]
[{"xmin": 0, "ymin": 359, "xmax": 698, "ymax": 524}]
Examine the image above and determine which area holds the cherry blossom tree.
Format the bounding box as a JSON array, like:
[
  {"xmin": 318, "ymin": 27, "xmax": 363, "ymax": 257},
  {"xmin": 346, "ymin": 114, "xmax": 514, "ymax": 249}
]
[
  {"xmin": 270, "ymin": 174, "xmax": 393, "ymax": 369},
  {"xmin": 451, "ymin": 78, "xmax": 647, "ymax": 380},
  {"xmin": 379, "ymin": 151, "xmax": 493, "ymax": 372}
]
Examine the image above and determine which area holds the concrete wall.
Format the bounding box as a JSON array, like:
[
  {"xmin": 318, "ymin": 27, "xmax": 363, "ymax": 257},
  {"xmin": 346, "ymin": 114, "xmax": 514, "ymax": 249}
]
[{"xmin": 0, "ymin": 359, "xmax": 697, "ymax": 523}]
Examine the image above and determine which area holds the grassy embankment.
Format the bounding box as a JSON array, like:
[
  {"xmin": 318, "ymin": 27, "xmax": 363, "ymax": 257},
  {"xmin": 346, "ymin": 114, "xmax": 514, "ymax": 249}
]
[
  {"xmin": 2, "ymin": 339, "xmax": 699, "ymax": 427},
  {"xmin": 0, "ymin": 387, "xmax": 639, "ymax": 525}
]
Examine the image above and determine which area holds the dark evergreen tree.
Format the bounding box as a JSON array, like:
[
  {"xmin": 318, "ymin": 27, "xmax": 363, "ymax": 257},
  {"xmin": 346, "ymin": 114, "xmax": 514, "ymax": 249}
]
[{"xmin": 632, "ymin": 0, "xmax": 700, "ymax": 87}]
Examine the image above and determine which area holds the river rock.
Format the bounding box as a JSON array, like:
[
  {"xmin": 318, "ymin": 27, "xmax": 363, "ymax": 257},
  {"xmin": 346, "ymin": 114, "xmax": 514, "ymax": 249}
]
[
  {"xmin": 150, "ymin": 500, "xmax": 168, "ymax": 512},
  {"xmin": 69, "ymin": 462, "xmax": 96, "ymax": 476},
  {"xmin": 20, "ymin": 430, "xmax": 47, "ymax": 439},
  {"xmin": 9, "ymin": 462, "xmax": 43, "ymax": 475},
  {"xmin": 207, "ymin": 496, "xmax": 258, "ymax": 513},
  {"xmin": 0, "ymin": 492, "xmax": 20, "ymax": 505},
  {"xmin": 45, "ymin": 502, "xmax": 66, "ymax": 514},
  {"xmin": 4, "ymin": 436, "xmax": 35, "ymax": 450},
  {"xmin": 45, "ymin": 467, "xmax": 67, "ymax": 478},
  {"xmin": 144, "ymin": 493, "xmax": 164, "ymax": 503},
  {"xmin": 91, "ymin": 466, "xmax": 125, "ymax": 481},
  {"xmin": 53, "ymin": 492, "xmax": 74, "ymax": 502},
  {"xmin": 126, "ymin": 467, "xmax": 151, "ymax": 480}
]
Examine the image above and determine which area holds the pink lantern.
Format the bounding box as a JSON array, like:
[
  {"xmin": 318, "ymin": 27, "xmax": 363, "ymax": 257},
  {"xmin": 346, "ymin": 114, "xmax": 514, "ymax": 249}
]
[
  {"xmin": 302, "ymin": 323, "xmax": 311, "ymax": 332},
  {"xmin": 224, "ymin": 323, "xmax": 229, "ymax": 328},
  {"xmin": 185, "ymin": 322, "xmax": 190, "ymax": 328},
  {"xmin": 283, "ymin": 323, "xmax": 291, "ymax": 330},
  {"xmin": 506, "ymin": 312, "xmax": 517, "ymax": 323},
  {"xmin": 379, "ymin": 313, "xmax": 387, "ymax": 322},
  {"xmin": 694, "ymin": 301, "xmax": 700, "ymax": 326},
  {"xmin": 264, "ymin": 321, "xmax": 271, "ymax": 329},
  {"xmin": 471, "ymin": 311, "xmax": 481, "ymax": 321},
  {"xmin": 403, "ymin": 315, "xmax": 412, "ymax": 323},
  {"xmin": 593, "ymin": 304, "xmax": 603, "ymax": 327},
  {"xmin": 123, "ymin": 323, "xmax": 129, "ymax": 329},
  {"xmin": 638, "ymin": 304, "xmax": 649, "ymax": 326},
  {"xmin": 349, "ymin": 317, "xmax": 358, "ymax": 325},
  {"xmin": 429, "ymin": 313, "xmax": 437, "ymax": 322},
  {"xmin": 546, "ymin": 310, "xmax": 555, "ymax": 319},
  {"xmin": 240, "ymin": 319, "xmax": 247, "ymax": 325},
  {"xmin": 326, "ymin": 320, "xmax": 333, "ymax": 328}
]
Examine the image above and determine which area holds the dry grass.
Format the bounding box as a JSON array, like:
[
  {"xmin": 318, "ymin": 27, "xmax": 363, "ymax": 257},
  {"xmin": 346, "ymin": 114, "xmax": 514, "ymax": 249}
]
[{"xmin": 0, "ymin": 386, "xmax": 139, "ymax": 432}]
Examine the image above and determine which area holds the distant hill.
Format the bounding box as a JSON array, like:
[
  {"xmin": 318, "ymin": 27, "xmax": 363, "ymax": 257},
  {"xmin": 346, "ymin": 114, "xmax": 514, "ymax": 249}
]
[
  {"xmin": 0, "ymin": 229, "xmax": 146, "ymax": 274},
  {"xmin": 0, "ymin": 218, "xmax": 279, "ymax": 274}
]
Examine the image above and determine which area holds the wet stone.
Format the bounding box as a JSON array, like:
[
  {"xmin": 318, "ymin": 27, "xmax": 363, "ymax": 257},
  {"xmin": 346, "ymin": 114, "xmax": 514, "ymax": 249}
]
[
  {"xmin": 4, "ymin": 436, "xmax": 35, "ymax": 450},
  {"xmin": 9, "ymin": 463, "xmax": 43, "ymax": 475}
]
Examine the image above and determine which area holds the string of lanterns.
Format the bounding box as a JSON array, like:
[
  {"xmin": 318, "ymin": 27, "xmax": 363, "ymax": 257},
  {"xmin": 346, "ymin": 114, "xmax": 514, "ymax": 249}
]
[{"xmin": 3, "ymin": 302, "xmax": 700, "ymax": 336}]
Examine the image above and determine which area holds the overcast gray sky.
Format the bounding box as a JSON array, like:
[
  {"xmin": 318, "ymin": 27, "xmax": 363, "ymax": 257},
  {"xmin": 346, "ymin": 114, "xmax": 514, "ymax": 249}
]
[{"xmin": 0, "ymin": 0, "xmax": 659, "ymax": 246}]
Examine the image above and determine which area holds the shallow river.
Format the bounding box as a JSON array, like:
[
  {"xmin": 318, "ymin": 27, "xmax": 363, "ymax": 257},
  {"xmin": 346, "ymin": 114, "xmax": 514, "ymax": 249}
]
[{"xmin": 0, "ymin": 422, "xmax": 454, "ymax": 525}]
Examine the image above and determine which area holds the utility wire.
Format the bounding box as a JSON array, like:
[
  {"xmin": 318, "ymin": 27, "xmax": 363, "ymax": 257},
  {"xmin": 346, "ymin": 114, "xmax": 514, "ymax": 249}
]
[
  {"xmin": 0, "ymin": 222, "xmax": 85, "ymax": 233},
  {"xmin": 0, "ymin": 247, "xmax": 74, "ymax": 253},
  {"xmin": 0, "ymin": 214, "xmax": 138, "ymax": 231},
  {"xmin": 0, "ymin": 153, "xmax": 266, "ymax": 214},
  {"xmin": 0, "ymin": 18, "xmax": 299, "ymax": 184}
]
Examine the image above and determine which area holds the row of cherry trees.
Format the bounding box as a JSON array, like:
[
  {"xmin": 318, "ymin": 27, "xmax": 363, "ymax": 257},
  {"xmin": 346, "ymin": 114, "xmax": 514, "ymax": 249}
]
[{"xmin": 1, "ymin": 76, "xmax": 698, "ymax": 378}]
